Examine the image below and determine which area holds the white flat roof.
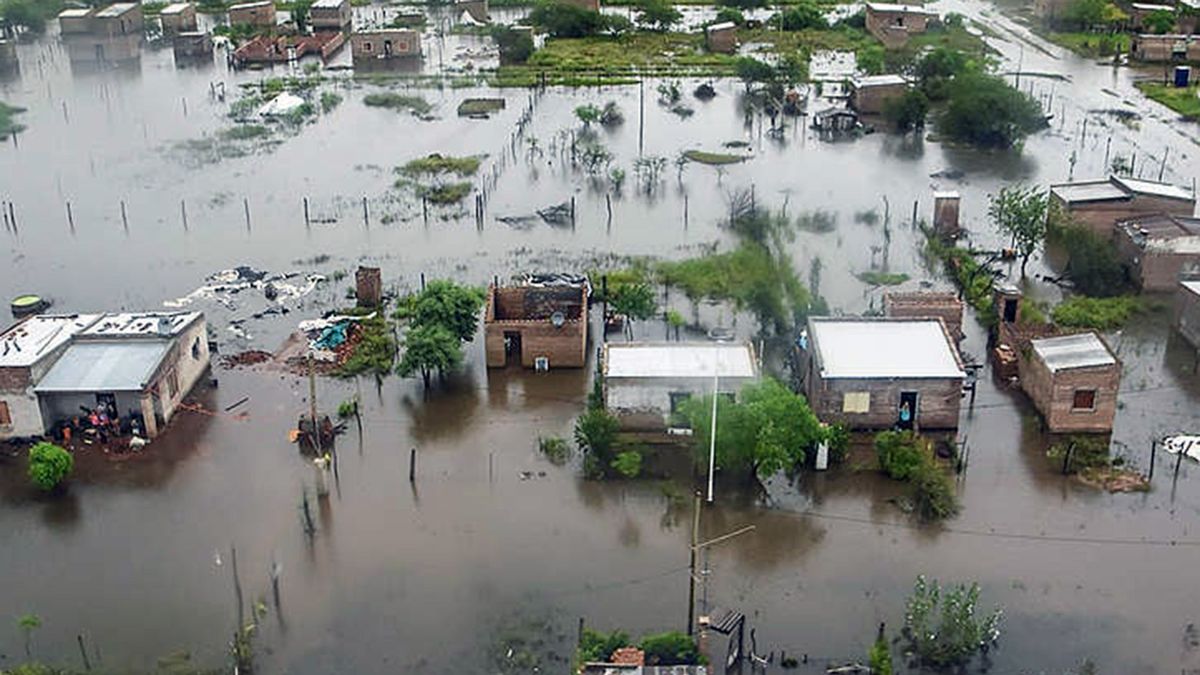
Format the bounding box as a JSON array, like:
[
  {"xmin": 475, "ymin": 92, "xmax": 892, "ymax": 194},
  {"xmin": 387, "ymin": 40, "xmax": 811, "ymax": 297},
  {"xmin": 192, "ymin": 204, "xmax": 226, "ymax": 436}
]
[
  {"xmin": 1051, "ymin": 179, "xmax": 1129, "ymax": 204},
  {"xmin": 1031, "ymin": 333, "xmax": 1116, "ymax": 372},
  {"xmin": 229, "ymin": 0, "xmax": 273, "ymax": 9},
  {"xmin": 809, "ymin": 318, "xmax": 964, "ymax": 379},
  {"xmin": 1131, "ymin": 2, "xmax": 1174, "ymax": 9},
  {"xmin": 94, "ymin": 3, "xmax": 139, "ymax": 18},
  {"xmin": 866, "ymin": 2, "xmax": 935, "ymax": 14},
  {"xmin": 0, "ymin": 314, "xmax": 102, "ymax": 368},
  {"xmin": 1113, "ymin": 175, "xmax": 1194, "ymax": 202},
  {"xmin": 707, "ymin": 21, "xmax": 736, "ymax": 31},
  {"xmin": 312, "ymin": 0, "xmax": 347, "ymax": 8},
  {"xmin": 854, "ymin": 74, "xmax": 907, "ymax": 87},
  {"xmin": 1183, "ymin": 280, "xmax": 1200, "ymax": 296},
  {"xmin": 80, "ymin": 312, "xmax": 202, "ymax": 338},
  {"xmin": 604, "ymin": 342, "xmax": 757, "ymax": 379},
  {"xmin": 161, "ymin": 3, "xmax": 194, "ymax": 14},
  {"xmin": 58, "ymin": 8, "xmax": 94, "ymax": 18}
]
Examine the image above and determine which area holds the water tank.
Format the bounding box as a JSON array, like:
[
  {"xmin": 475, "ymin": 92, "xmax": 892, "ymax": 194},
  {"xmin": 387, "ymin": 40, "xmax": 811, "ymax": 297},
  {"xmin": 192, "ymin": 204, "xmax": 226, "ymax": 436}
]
[{"xmin": 1175, "ymin": 65, "xmax": 1191, "ymax": 88}]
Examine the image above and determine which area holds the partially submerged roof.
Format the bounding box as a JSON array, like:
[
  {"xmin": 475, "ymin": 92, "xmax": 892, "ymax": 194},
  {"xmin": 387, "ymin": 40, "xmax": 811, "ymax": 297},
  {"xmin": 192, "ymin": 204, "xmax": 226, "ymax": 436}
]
[
  {"xmin": 35, "ymin": 341, "xmax": 171, "ymax": 393},
  {"xmin": 808, "ymin": 318, "xmax": 964, "ymax": 379},
  {"xmin": 80, "ymin": 312, "xmax": 202, "ymax": 339},
  {"xmin": 229, "ymin": 0, "xmax": 274, "ymax": 9},
  {"xmin": 1117, "ymin": 214, "xmax": 1200, "ymax": 252},
  {"xmin": 1113, "ymin": 175, "xmax": 1195, "ymax": 202},
  {"xmin": 160, "ymin": 2, "xmax": 194, "ymax": 14},
  {"xmin": 604, "ymin": 342, "xmax": 757, "ymax": 379},
  {"xmin": 853, "ymin": 74, "xmax": 908, "ymax": 88},
  {"xmin": 0, "ymin": 314, "xmax": 101, "ymax": 368},
  {"xmin": 312, "ymin": 0, "xmax": 347, "ymax": 8},
  {"xmin": 94, "ymin": 3, "xmax": 139, "ymax": 18},
  {"xmin": 866, "ymin": 2, "xmax": 935, "ymax": 14},
  {"xmin": 1052, "ymin": 176, "xmax": 1194, "ymax": 205},
  {"xmin": 1130, "ymin": 2, "xmax": 1174, "ymax": 9},
  {"xmin": 706, "ymin": 21, "xmax": 736, "ymax": 31},
  {"xmin": 1031, "ymin": 333, "xmax": 1117, "ymax": 373}
]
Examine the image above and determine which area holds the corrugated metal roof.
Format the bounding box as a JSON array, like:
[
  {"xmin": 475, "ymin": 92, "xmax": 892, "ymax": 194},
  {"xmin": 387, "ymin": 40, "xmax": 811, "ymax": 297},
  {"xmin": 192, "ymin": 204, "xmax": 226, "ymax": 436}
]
[
  {"xmin": 809, "ymin": 318, "xmax": 964, "ymax": 379},
  {"xmin": 35, "ymin": 341, "xmax": 170, "ymax": 393},
  {"xmin": 1051, "ymin": 179, "xmax": 1129, "ymax": 204},
  {"xmin": 604, "ymin": 343, "xmax": 757, "ymax": 379},
  {"xmin": 866, "ymin": 1, "xmax": 935, "ymax": 13},
  {"xmin": 312, "ymin": 0, "xmax": 346, "ymax": 8},
  {"xmin": 94, "ymin": 3, "xmax": 139, "ymax": 18},
  {"xmin": 80, "ymin": 311, "xmax": 200, "ymax": 338},
  {"xmin": 1113, "ymin": 175, "xmax": 1195, "ymax": 202},
  {"xmin": 1183, "ymin": 280, "xmax": 1200, "ymax": 296},
  {"xmin": 1031, "ymin": 333, "xmax": 1116, "ymax": 373},
  {"xmin": 58, "ymin": 8, "xmax": 94, "ymax": 18},
  {"xmin": 0, "ymin": 315, "xmax": 101, "ymax": 368},
  {"xmin": 854, "ymin": 74, "xmax": 908, "ymax": 87}
]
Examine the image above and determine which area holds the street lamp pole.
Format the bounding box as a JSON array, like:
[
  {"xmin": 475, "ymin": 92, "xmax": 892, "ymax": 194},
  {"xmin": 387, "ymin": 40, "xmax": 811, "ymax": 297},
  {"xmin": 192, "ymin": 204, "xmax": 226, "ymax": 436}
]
[{"xmin": 707, "ymin": 366, "xmax": 718, "ymax": 504}]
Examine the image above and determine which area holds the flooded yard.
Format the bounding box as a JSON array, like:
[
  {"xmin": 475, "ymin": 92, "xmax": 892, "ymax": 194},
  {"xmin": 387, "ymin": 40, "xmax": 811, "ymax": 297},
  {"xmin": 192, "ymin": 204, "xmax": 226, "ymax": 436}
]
[{"xmin": 1, "ymin": 0, "xmax": 1200, "ymax": 673}]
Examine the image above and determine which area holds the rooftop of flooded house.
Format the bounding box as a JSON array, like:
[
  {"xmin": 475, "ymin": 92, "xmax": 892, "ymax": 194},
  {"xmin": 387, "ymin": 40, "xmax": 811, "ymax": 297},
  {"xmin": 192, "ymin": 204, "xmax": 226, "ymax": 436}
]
[
  {"xmin": 57, "ymin": 8, "xmax": 94, "ymax": 18},
  {"xmin": 0, "ymin": 314, "xmax": 102, "ymax": 368},
  {"xmin": 808, "ymin": 317, "xmax": 964, "ymax": 379},
  {"xmin": 312, "ymin": 0, "xmax": 348, "ymax": 8},
  {"xmin": 1117, "ymin": 214, "xmax": 1200, "ymax": 252},
  {"xmin": 1130, "ymin": 2, "xmax": 1174, "ymax": 9},
  {"xmin": 706, "ymin": 21, "xmax": 736, "ymax": 32},
  {"xmin": 1184, "ymin": 280, "xmax": 1200, "ymax": 297},
  {"xmin": 853, "ymin": 73, "xmax": 908, "ymax": 88},
  {"xmin": 79, "ymin": 312, "xmax": 202, "ymax": 339},
  {"xmin": 229, "ymin": 0, "xmax": 274, "ymax": 10},
  {"xmin": 1052, "ymin": 175, "xmax": 1195, "ymax": 204},
  {"xmin": 1031, "ymin": 332, "xmax": 1117, "ymax": 372},
  {"xmin": 34, "ymin": 341, "xmax": 173, "ymax": 393},
  {"xmin": 603, "ymin": 342, "xmax": 757, "ymax": 379},
  {"xmin": 865, "ymin": 2, "xmax": 936, "ymax": 13},
  {"xmin": 94, "ymin": 3, "xmax": 140, "ymax": 18},
  {"xmin": 160, "ymin": 3, "xmax": 194, "ymax": 14}
]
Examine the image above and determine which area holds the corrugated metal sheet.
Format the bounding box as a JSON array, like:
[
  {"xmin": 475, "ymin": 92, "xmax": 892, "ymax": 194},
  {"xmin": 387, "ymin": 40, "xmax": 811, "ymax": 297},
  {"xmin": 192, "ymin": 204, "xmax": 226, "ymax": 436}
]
[
  {"xmin": 809, "ymin": 318, "xmax": 964, "ymax": 379},
  {"xmin": 1031, "ymin": 333, "xmax": 1116, "ymax": 373},
  {"xmin": 35, "ymin": 341, "xmax": 170, "ymax": 393}
]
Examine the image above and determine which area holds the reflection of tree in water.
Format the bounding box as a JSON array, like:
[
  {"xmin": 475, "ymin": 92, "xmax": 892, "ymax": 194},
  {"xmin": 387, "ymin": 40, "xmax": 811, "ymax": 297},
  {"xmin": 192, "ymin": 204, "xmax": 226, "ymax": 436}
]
[
  {"xmin": 618, "ymin": 514, "xmax": 642, "ymax": 548},
  {"xmin": 401, "ymin": 370, "xmax": 483, "ymax": 445},
  {"xmin": 485, "ymin": 607, "xmax": 573, "ymax": 675},
  {"xmin": 700, "ymin": 489, "xmax": 827, "ymax": 574}
]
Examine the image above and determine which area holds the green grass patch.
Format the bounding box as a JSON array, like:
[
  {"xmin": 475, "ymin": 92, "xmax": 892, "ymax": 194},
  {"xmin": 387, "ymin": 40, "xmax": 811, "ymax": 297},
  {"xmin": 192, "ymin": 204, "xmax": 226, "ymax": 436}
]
[
  {"xmin": 363, "ymin": 92, "xmax": 433, "ymax": 115},
  {"xmin": 1135, "ymin": 81, "xmax": 1200, "ymax": 120},
  {"xmin": 857, "ymin": 271, "xmax": 910, "ymax": 286},
  {"xmin": 683, "ymin": 150, "xmax": 746, "ymax": 165},
  {"xmin": 418, "ymin": 181, "xmax": 473, "ymax": 204},
  {"xmin": 1041, "ymin": 31, "xmax": 1130, "ymax": 58},
  {"xmin": 495, "ymin": 32, "xmax": 738, "ymax": 85},
  {"xmin": 0, "ymin": 102, "xmax": 27, "ymax": 140},
  {"xmin": 400, "ymin": 154, "xmax": 481, "ymax": 177},
  {"xmin": 1052, "ymin": 295, "xmax": 1141, "ymax": 330},
  {"xmin": 219, "ymin": 124, "xmax": 270, "ymax": 141}
]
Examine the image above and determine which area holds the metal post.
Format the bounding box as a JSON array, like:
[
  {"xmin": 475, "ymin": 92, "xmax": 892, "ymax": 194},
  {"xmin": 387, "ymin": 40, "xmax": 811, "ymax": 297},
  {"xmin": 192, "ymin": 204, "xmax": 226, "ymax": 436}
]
[
  {"xmin": 409, "ymin": 447, "xmax": 417, "ymax": 482},
  {"xmin": 1149, "ymin": 439, "xmax": 1157, "ymax": 481},
  {"xmin": 307, "ymin": 352, "xmax": 319, "ymax": 452},
  {"xmin": 686, "ymin": 491, "xmax": 700, "ymax": 636},
  {"xmin": 707, "ymin": 369, "xmax": 719, "ymax": 503}
]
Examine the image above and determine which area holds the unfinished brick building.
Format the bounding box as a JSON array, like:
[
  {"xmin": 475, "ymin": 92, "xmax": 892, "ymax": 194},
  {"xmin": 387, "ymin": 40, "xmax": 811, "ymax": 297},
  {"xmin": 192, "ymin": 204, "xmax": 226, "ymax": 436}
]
[
  {"xmin": 1020, "ymin": 332, "xmax": 1120, "ymax": 433},
  {"xmin": 484, "ymin": 284, "xmax": 588, "ymax": 369},
  {"xmin": 883, "ymin": 291, "xmax": 965, "ymax": 340}
]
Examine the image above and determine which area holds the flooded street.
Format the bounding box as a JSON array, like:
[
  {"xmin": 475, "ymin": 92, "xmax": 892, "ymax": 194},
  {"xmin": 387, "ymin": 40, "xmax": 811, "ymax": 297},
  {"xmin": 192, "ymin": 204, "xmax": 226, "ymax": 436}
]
[{"xmin": 1, "ymin": 0, "xmax": 1200, "ymax": 672}]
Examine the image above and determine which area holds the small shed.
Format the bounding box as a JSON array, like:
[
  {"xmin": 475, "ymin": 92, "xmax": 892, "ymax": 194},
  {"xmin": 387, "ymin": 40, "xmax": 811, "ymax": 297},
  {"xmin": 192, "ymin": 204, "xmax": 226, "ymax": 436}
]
[
  {"xmin": 1176, "ymin": 280, "xmax": 1200, "ymax": 349},
  {"xmin": 849, "ymin": 74, "xmax": 908, "ymax": 114},
  {"xmin": 309, "ymin": 0, "xmax": 352, "ymax": 31},
  {"xmin": 58, "ymin": 8, "xmax": 96, "ymax": 35},
  {"xmin": 355, "ymin": 266, "xmax": 382, "ymax": 307},
  {"xmin": 159, "ymin": 3, "xmax": 198, "ymax": 33},
  {"xmin": 705, "ymin": 21, "xmax": 737, "ymax": 54},
  {"xmin": 173, "ymin": 30, "xmax": 213, "ymax": 59},
  {"xmin": 1114, "ymin": 213, "xmax": 1200, "ymax": 291},
  {"xmin": 1131, "ymin": 34, "xmax": 1200, "ymax": 62},
  {"xmin": 864, "ymin": 2, "xmax": 934, "ymax": 47},
  {"xmin": 228, "ymin": 0, "xmax": 277, "ymax": 27},
  {"xmin": 602, "ymin": 342, "xmax": 758, "ymax": 430},
  {"xmin": 803, "ymin": 317, "xmax": 965, "ymax": 430},
  {"xmin": 1050, "ymin": 175, "xmax": 1196, "ymax": 238},
  {"xmin": 485, "ymin": 282, "xmax": 588, "ymax": 369},
  {"xmin": 811, "ymin": 107, "xmax": 858, "ymax": 133},
  {"xmin": 0, "ymin": 314, "xmax": 102, "ymax": 439},
  {"xmin": 883, "ymin": 291, "xmax": 964, "ymax": 340},
  {"xmin": 1021, "ymin": 332, "xmax": 1120, "ymax": 433},
  {"xmin": 933, "ymin": 191, "xmax": 960, "ymax": 238},
  {"xmin": 351, "ymin": 28, "xmax": 421, "ymax": 62}
]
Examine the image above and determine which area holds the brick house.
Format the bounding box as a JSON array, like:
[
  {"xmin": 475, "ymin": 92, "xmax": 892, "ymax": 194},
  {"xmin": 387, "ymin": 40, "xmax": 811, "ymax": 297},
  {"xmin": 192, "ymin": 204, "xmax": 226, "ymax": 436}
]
[
  {"xmin": 60, "ymin": 3, "xmax": 143, "ymax": 64},
  {"xmin": 1128, "ymin": 2, "xmax": 1176, "ymax": 30},
  {"xmin": 1050, "ymin": 175, "xmax": 1196, "ymax": 238},
  {"xmin": 705, "ymin": 22, "xmax": 737, "ymax": 54},
  {"xmin": 883, "ymin": 291, "xmax": 965, "ymax": 340},
  {"xmin": 0, "ymin": 315, "xmax": 101, "ymax": 439},
  {"xmin": 864, "ymin": 2, "xmax": 933, "ymax": 47},
  {"xmin": 309, "ymin": 0, "xmax": 352, "ymax": 31},
  {"xmin": 1020, "ymin": 332, "xmax": 1120, "ymax": 433},
  {"xmin": 159, "ymin": 3, "xmax": 198, "ymax": 34},
  {"xmin": 802, "ymin": 317, "xmax": 965, "ymax": 430},
  {"xmin": 351, "ymin": 29, "xmax": 421, "ymax": 62},
  {"xmin": 228, "ymin": 0, "xmax": 277, "ymax": 27},
  {"xmin": 1114, "ymin": 213, "xmax": 1200, "ymax": 291},
  {"xmin": 849, "ymin": 74, "xmax": 910, "ymax": 114},
  {"xmin": 484, "ymin": 283, "xmax": 588, "ymax": 369},
  {"xmin": 1131, "ymin": 33, "xmax": 1200, "ymax": 61}
]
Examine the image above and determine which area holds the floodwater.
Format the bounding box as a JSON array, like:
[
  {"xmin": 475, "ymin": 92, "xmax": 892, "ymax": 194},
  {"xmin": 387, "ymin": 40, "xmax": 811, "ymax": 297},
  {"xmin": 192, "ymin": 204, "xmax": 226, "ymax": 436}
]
[{"xmin": 1, "ymin": 0, "xmax": 1199, "ymax": 673}]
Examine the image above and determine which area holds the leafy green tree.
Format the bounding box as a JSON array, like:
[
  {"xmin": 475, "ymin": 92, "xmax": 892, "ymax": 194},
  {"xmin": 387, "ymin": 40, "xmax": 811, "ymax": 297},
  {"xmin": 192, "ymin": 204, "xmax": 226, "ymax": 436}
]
[
  {"xmin": 774, "ymin": 1, "xmax": 826, "ymax": 30},
  {"xmin": 911, "ymin": 459, "xmax": 957, "ymax": 520},
  {"xmin": 291, "ymin": 0, "xmax": 313, "ymax": 31},
  {"xmin": 611, "ymin": 450, "xmax": 642, "ymax": 477},
  {"xmin": 937, "ymin": 73, "xmax": 1045, "ymax": 149},
  {"xmin": 1064, "ymin": 0, "xmax": 1105, "ymax": 27},
  {"xmin": 575, "ymin": 103, "xmax": 601, "ymax": 127},
  {"xmin": 988, "ymin": 184, "xmax": 1048, "ymax": 277},
  {"xmin": 577, "ymin": 629, "xmax": 631, "ymax": 663},
  {"xmin": 1049, "ymin": 223, "xmax": 1129, "ymax": 296},
  {"xmin": 397, "ymin": 324, "xmax": 463, "ymax": 388},
  {"xmin": 1144, "ymin": 8, "xmax": 1175, "ymax": 33},
  {"xmin": 734, "ymin": 56, "xmax": 777, "ymax": 87},
  {"xmin": 0, "ymin": 0, "xmax": 52, "ymax": 34},
  {"xmin": 856, "ymin": 44, "xmax": 886, "ymax": 75},
  {"xmin": 638, "ymin": 631, "xmax": 704, "ymax": 665},
  {"xmin": 883, "ymin": 88, "xmax": 929, "ymax": 132},
  {"xmin": 396, "ymin": 280, "xmax": 486, "ymax": 343},
  {"xmin": 902, "ymin": 576, "xmax": 1001, "ymax": 667},
  {"xmin": 635, "ymin": 0, "xmax": 681, "ymax": 31},
  {"xmin": 574, "ymin": 406, "xmax": 621, "ymax": 477},
  {"xmin": 491, "ymin": 24, "xmax": 535, "ymax": 63},
  {"xmin": 528, "ymin": 1, "xmax": 610, "ymax": 37},
  {"xmin": 610, "ymin": 282, "xmax": 657, "ymax": 321},
  {"xmin": 915, "ymin": 46, "xmax": 974, "ymax": 100},
  {"xmin": 27, "ymin": 443, "xmax": 72, "ymax": 492}
]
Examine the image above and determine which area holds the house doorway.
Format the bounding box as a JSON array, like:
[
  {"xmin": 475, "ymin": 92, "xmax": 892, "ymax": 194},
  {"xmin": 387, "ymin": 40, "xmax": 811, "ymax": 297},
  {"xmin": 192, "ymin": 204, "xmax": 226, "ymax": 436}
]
[
  {"xmin": 95, "ymin": 392, "xmax": 117, "ymax": 417},
  {"xmin": 383, "ymin": 39, "xmax": 394, "ymax": 57},
  {"xmin": 503, "ymin": 331, "xmax": 522, "ymax": 367},
  {"xmin": 1002, "ymin": 297, "xmax": 1019, "ymax": 323},
  {"xmin": 898, "ymin": 391, "xmax": 918, "ymax": 430}
]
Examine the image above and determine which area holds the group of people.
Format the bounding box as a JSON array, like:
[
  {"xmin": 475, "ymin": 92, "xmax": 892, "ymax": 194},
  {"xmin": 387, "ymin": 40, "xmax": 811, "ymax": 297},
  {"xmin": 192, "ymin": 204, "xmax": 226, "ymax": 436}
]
[{"xmin": 58, "ymin": 404, "xmax": 145, "ymax": 448}]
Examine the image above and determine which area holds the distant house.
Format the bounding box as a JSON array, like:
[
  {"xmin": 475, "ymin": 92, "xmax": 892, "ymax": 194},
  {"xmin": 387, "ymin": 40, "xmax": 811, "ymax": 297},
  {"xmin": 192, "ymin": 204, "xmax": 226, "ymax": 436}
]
[
  {"xmin": 602, "ymin": 342, "xmax": 759, "ymax": 431},
  {"xmin": 456, "ymin": 0, "xmax": 490, "ymax": 24},
  {"xmin": 159, "ymin": 3, "xmax": 198, "ymax": 34},
  {"xmin": 1129, "ymin": 2, "xmax": 1176, "ymax": 30},
  {"xmin": 705, "ymin": 22, "xmax": 737, "ymax": 54},
  {"xmin": 1021, "ymin": 332, "xmax": 1120, "ymax": 433},
  {"xmin": 0, "ymin": 312, "xmax": 210, "ymax": 441},
  {"xmin": 1049, "ymin": 175, "xmax": 1196, "ymax": 237},
  {"xmin": 849, "ymin": 73, "xmax": 909, "ymax": 114},
  {"xmin": 233, "ymin": 31, "xmax": 345, "ymax": 66},
  {"xmin": 811, "ymin": 107, "xmax": 858, "ymax": 133},
  {"xmin": 309, "ymin": 0, "xmax": 352, "ymax": 31},
  {"xmin": 1176, "ymin": 280, "xmax": 1200, "ymax": 348},
  {"xmin": 883, "ymin": 291, "xmax": 965, "ymax": 340},
  {"xmin": 1131, "ymin": 33, "xmax": 1200, "ymax": 61},
  {"xmin": 864, "ymin": 2, "xmax": 934, "ymax": 47},
  {"xmin": 484, "ymin": 282, "xmax": 588, "ymax": 369},
  {"xmin": 228, "ymin": 0, "xmax": 277, "ymax": 27},
  {"xmin": 1114, "ymin": 213, "xmax": 1200, "ymax": 291},
  {"xmin": 59, "ymin": 3, "xmax": 143, "ymax": 64},
  {"xmin": 802, "ymin": 317, "xmax": 965, "ymax": 430},
  {"xmin": 350, "ymin": 28, "xmax": 421, "ymax": 62},
  {"xmin": 173, "ymin": 30, "xmax": 213, "ymax": 59},
  {"xmin": 58, "ymin": 7, "xmax": 97, "ymax": 35}
]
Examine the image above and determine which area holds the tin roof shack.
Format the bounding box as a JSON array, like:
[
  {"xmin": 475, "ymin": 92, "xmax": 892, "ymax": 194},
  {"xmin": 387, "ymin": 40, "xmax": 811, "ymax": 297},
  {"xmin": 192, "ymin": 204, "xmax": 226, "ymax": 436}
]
[
  {"xmin": 0, "ymin": 315, "xmax": 102, "ymax": 440},
  {"xmin": 310, "ymin": 0, "xmax": 352, "ymax": 31},
  {"xmin": 1176, "ymin": 280, "xmax": 1200, "ymax": 348},
  {"xmin": 1020, "ymin": 333, "xmax": 1120, "ymax": 433},
  {"xmin": 705, "ymin": 21, "xmax": 737, "ymax": 54},
  {"xmin": 602, "ymin": 342, "xmax": 758, "ymax": 431},
  {"xmin": 865, "ymin": 2, "xmax": 933, "ymax": 48},
  {"xmin": 850, "ymin": 74, "xmax": 909, "ymax": 114},
  {"xmin": 1131, "ymin": 34, "xmax": 1200, "ymax": 61},
  {"xmin": 883, "ymin": 291, "xmax": 965, "ymax": 340},
  {"xmin": 811, "ymin": 107, "xmax": 858, "ymax": 133},
  {"xmin": 485, "ymin": 283, "xmax": 587, "ymax": 368},
  {"xmin": 159, "ymin": 3, "xmax": 198, "ymax": 34},
  {"xmin": 351, "ymin": 29, "xmax": 421, "ymax": 63},
  {"xmin": 1114, "ymin": 214, "xmax": 1200, "ymax": 291},
  {"xmin": 228, "ymin": 0, "xmax": 277, "ymax": 27},
  {"xmin": 803, "ymin": 318, "xmax": 965, "ymax": 430},
  {"xmin": 174, "ymin": 30, "xmax": 213, "ymax": 59},
  {"xmin": 58, "ymin": 7, "xmax": 96, "ymax": 35},
  {"xmin": 35, "ymin": 312, "xmax": 210, "ymax": 440},
  {"xmin": 1049, "ymin": 176, "xmax": 1196, "ymax": 238}
]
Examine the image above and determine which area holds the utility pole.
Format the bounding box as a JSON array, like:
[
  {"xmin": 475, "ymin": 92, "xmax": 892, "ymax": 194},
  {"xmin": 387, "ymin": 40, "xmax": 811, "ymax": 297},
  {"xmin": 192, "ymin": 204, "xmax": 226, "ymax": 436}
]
[
  {"xmin": 687, "ymin": 491, "xmax": 701, "ymax": 636},
  {"xmin": 707, "ymin": 367, "xmax": 719, "ymax": 503},
  {"xmin": 307, "ymin": 351, "xmax": 320, "ymax": 452}
]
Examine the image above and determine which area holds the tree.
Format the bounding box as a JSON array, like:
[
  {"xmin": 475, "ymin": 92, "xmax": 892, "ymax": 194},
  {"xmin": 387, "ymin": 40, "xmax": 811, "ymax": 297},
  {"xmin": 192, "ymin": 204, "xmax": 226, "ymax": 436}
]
[
  {"xmin": 1064, "ymin": 0, "xmax": 1105, "ymax": 27},
  {"xmin": 902, "ymin": 577, "xmax": 1001, "ymax": 668},
  {"xmin": 915, "ymin": 46, "xmax": 973, "ymax": 100},
  {"xmin": 578, "ymin": 629, "xmax": 631, "ymax": 663},
  {"xmin": 291, "ymin": 0, "xmax": 313, "ymax": 31},
  {"xmin": 774, "ymin": 1, "xmax": 826, "ymax": 30},
  {"xmin": 635, "ymin": 0, "xmax": 681, "ymax": 31},
  {"xmin": 610, "ymin": 282, "xmax": 657, "ymax": 321},
  {"xmin": 875, "ymin": 431, "xmax": 924, "ymax": 480},
  {"xmin": 491, "ymin": 24, "xmax": 535, "ymax": 63},
  {"xmin": 610, "ymin": 449, "xmax": 642, "ymax": 477},
  {"xmin": 574, "ymin": 406, "xmax": 621, "ymax": 477},
  {"xmin": 936, "ymin": 73, "xmax": 1045, "ymax": 149},
  {"xmin": 713, "ymin": 7, "xmax": 745, "ymax": 25},
  {"xmin": 575, "ymin": 103, "xmax": 601, "ymax": 127},
  {"xmin": 27, "ymin": 443, "xmax": 72, "ymax": 492},
  {"xmin": 0, "ymin": 0, "xmax": 51, "ymax": 34},
  {"xmin": 883, "ymin": 88, "xmax": 929, "ymax": 132},
  {"xmin": 397, "ymin": 324, "xmax": 463, "ymax": 388},
  {"xmin": 528, "ymin": 1, "xmax": 610, "ymax": 37},
  {"xmin": 638, "ymin": 632, "xmax": 704, "ymax": 665},
  {"xmin": 988, "ymin": 184, "xmax": 1048, "ymax": 277},
  {"xmin": 1144, "ymin": 8, "xmax": 1175, "ymax": 33},
  {"xmin": 396, "ymin": 280, "xmax": 486, "ymax": 343}
]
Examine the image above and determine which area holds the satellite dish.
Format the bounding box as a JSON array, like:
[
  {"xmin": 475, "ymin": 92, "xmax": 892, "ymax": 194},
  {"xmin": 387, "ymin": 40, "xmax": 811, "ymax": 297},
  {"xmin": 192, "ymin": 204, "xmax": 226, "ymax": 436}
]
[{"xmin": 550, "ymin": 311, "xmax": 566, "ymax": 328}]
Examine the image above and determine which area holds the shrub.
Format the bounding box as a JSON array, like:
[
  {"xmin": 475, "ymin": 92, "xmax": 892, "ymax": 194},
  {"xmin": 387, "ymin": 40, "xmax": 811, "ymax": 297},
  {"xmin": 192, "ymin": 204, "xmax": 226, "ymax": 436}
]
[
  {"xmin": 491, "ymin": 24, "xmax": 534, "ymax": 63},
  {"xmin": 911, "ymin": 459, "xmax": 957, "ymax": 520},
  {"xmin": 578, "ymin": 628, "xmax": 630, "ymax": 663},
  {"xmin": 875, "ymin": 431, "xmax": 923, "ymax": 480},
  {"xmin": 1047, "ymin": 223, "xmax": 1128, "ymax": 296},
  {"xmin": 611, "ymin": 450, "xmax": 642, "ymax": 478},
  {"xmin": 868, "ymin": 636, "xmax": 893, "ymax": 675},
  {"xmin": 902, "ymin": 576, "xmax": 1001, "ymax": 667},
  {"xmin": 774, "ymin": 1, "xmax": 826, "ymax": 30},
  {"xmin": 28, "ymin": 442, "xmax": 73, "ymax": 491},
  {"xmin": 884, "ymin": 88, "xmax": 929, "ymax": 132},
  {"xmin": 936, "ymin": 73, "xmax": 1045, "ymax": 149},
  {"xmin": 337, "ymin": 399, "xmax": 358, "ymax": 417},
  {"xmin": 363, "ymin": 92, "xmax": 432, "ymax": 115},
  {"xmin": 1052, "ymin": 295, "xmax": 1140, "ymax": 330},
  {"xmin": 575, "ymin": 407, "xmax": 621, "ymax": 477},
  {"xmin": 638, "ymin": 631, "xmax": 704, "ymax": 665},
  {"xmin": 539, "ymin": 436, "xmax": 570, "ymax": 464},
  {"xmin": 529, "ymin": 1, "xmax": 618, "ymax": 37}
]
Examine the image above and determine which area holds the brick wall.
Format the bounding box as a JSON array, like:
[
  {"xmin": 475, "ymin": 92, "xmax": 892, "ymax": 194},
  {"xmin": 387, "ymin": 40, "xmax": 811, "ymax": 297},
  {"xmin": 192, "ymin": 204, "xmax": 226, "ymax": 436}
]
[
  {"xmin": 1114, "ymin": 229, "xmax": 1200, "ymax": 291},
  {"xmin": 1020, "ymin": 354, "xmax": 1119, "ymax": 433},
  {"xmin": 884, "ymin": 293, "xmax": 964, "ymax": 339},
  {"xmin": 229, "ymin": 3, "xmax": 276, "ymax": 27},
  {"xmin": 1057, "ymin": 194, "xmax": 1196, "ymax": 238},
  {"xmin": 806, "ymin": 372, "xmax": 963, "ymax": 430}
]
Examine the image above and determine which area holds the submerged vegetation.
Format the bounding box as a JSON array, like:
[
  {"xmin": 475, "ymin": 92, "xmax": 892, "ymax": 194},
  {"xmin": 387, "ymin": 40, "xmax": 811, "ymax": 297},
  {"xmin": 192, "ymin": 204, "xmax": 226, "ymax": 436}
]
[
  {"xmin": 1135, "ymin": 82, "xmax": 1200, "ymax": 121},
  {"xmin": 395, "ymin": 154, "xmax": 481, "ymax": 205},
  {"xmin": 875, "ymin": 431, "xmax": 957, "ymax": 521},
  {"xmin": 0, "ymin": 101, "xmax": 27, "ymax": 140},
  {"xmin": 363, "ymin": 92, "xmax": 433, "ymax": 115}
]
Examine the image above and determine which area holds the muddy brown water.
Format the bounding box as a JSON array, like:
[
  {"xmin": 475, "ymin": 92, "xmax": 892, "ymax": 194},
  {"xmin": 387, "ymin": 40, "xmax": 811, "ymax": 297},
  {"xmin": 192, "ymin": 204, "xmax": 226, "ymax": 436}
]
[{"xmin": 1, "ymin": 1, "xmax": 1200, "ymax": 672}]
